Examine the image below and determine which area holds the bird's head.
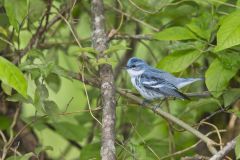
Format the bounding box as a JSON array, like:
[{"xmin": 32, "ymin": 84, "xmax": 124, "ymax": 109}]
[{"xmin": 126, "ymin": 57, "xmax": 147, "ymax": 77}]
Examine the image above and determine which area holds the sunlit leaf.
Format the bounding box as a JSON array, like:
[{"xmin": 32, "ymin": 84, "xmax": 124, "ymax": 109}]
[
  {"xmin": 214, "ymin": 10, "xmax": 240, "ymax": 52},
  {"xmin": 157, "ymin": 49, "xmax": 202, "ymax": 73},
  {"xmin": 0, "ymin": 56, "xmax": 27, "ymax": 97},
  {"xmin": 154, "ymin": 27, "xmax": 197, "ymax": 41},
  {"xmin": 1, "ymin": 82, "xmax": 12, "ymax": 95}
]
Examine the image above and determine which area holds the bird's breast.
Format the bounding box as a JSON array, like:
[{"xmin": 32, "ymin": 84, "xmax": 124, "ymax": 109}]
[{"xmin": 131, "ymin": 76, "xmax": 161, "ymax": 100}]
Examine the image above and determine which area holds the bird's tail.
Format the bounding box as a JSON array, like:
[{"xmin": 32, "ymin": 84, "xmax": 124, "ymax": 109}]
[
  {"xmin": 177, "ymin": 78, "xmax": 203, "ymax": 89},
  {"xmin": 175, "ymin": 89, "xmax": 190, "ymax": 100}
]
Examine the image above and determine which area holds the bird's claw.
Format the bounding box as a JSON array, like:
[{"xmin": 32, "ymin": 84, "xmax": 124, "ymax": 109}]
[
  {"xmin": 141, "ymin": 99, "xmax": 150, "ymax": 107},
  {"xmin": 153, "ymin": 104, "xmax": 160, "ymax": 113}
]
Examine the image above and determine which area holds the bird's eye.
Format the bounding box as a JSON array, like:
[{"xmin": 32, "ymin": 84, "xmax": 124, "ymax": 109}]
[{"xmin": 131, "ymin": 65, "xmax": 136, "ymax": 68}]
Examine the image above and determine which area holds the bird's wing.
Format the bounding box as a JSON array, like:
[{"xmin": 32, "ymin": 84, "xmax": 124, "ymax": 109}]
[
  {"xmin": 140, "ymin": 73, "xmax": 189, "ymax": 99},
  {"xmin": 141, "ymin": 71, "xmax": 177, "ymax": 89}
]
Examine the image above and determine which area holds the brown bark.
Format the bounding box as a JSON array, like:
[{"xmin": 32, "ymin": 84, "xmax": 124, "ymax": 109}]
[{"xmin": 91, "ymin": 0, "xmax": 116, "ymax": 160}]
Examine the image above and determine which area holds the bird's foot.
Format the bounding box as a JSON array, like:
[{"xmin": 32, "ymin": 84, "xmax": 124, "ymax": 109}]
[
  {"xmin": 152, "ymin": 98, "xmax": 166, "ymax": 113},
  {"xmin": 153, "ymin": 104, "xmax": 161, "ymax": 113},
  {"xmin": 141, "ymin": 99, "xmax": 150, "ymax": 107}
]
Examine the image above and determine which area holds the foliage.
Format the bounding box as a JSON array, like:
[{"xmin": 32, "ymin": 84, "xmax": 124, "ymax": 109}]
[{"xmin": 0, "ymin": 0, "xmax": 240, "ymax": 159}]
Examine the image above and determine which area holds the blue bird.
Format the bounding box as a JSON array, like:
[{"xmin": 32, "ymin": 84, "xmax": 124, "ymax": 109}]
[{"xmin": 126, "ymin": 57, "xmax": 202, "ymax": 100}]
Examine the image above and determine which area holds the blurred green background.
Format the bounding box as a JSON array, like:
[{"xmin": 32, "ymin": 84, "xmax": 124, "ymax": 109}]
[{"xmin": 0, "ymin": 0, "xmax": 240, "ymax": 159}]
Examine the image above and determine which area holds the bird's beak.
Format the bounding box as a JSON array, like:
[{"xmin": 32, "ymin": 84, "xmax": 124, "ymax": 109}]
[{"xmin": 125, "ymin": 66, "xmax": 130, "ymax": 69}]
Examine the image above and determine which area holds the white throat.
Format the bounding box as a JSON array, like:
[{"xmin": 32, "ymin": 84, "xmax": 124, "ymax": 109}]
[{"xmin": 127, "ymin": 69, "xmax": 144, "ymax": 77}]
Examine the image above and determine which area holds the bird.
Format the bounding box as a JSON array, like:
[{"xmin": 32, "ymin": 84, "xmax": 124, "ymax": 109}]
[{"xmin": 126, "ymin": 57, "xmax": 202, "ymax": 101}]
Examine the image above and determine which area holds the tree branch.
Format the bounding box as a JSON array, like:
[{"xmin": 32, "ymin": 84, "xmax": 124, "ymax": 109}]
[
  {"xmin": 13, "ymin": 0, "xmax": 76, "ymax": 64},
  {"xmin": 113, "ymin": 34, "xmax": 154, "ymax": 41},
  {"xmin": 116, "ymin": 88, "xmax": 218, "ymax": 155},
  {"xmin": 91, "ymin": 0, "xmax": 116, "ymax": 160},
  {"xmin": 209, "ymin": 137, "xmax": 238, "ymax": 160},
  {"xmin": 107, "ymin": 5, "xmax": 159, "ymax": 32}
]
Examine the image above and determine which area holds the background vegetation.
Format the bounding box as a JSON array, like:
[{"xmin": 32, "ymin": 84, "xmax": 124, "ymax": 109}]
[{"xmin": 0, "ymin": 0, "xmax": 240, "ymax": 159}]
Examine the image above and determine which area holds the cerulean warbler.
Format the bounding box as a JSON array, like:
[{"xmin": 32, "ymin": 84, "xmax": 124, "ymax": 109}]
[{"xmin": 126, "ymin": 57, "xmax": 202, "ymax": 100}]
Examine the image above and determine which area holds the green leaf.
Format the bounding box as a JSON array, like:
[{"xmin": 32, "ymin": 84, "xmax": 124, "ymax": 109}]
[
  {"xmin": 34, "ymin": 84, "xmax": 49, "ymax": 113},
  {"xmin": 0, "ymin": 56, "xmax": 27, "ymax": 97},
  {"xmin": 223, "ymin": 88, "xmax": 240, "ymax": 106},
  {"xmin": 0, "ymin": 115, "xmax": 11, "ymax": 130},
  {"xmin": 80, "ymin": 143, "xmax": 101, "ymax": 160},
  {"xmin": 235, "ymin": 136, "xmax": 240, "ymax": 159},
  {"xmin": 28, "ymin": 0, "xmax": 46, "ymax": 22},
  {"xmin": 53, "ymin": 122, "xmax": 88, "ymax": 141},
  {"xmin": 214, "ymin": 10, "xmax": 240, "ymax": 52},
  {"xmin": 217, "ymin": 52, "xmax": 240, "ymax": 70},
  {"xmin": 43, "ymin": 100, "xmax": 60, "ymax": 116},
  {"xmin": 42, "ymin": 61, "xmax": 55, "ymax": 78},
  {"xmin": 0, "ymin": 26, "xmax": 8, "ymax": 36},
  {"xmin": 104, "ymin": 45, "xmax": 130, "ymax": 54},
  {"xmin": 35, "ymin": 146, "xmax": 53, "ymax": 156},
  {"xmin": 1, "ymin": 82, "xmax": 12, "ymax": 95},
  {"xmin": 52, "ymin": 66, "xmax": 73, "ymax": 80},
  {"xmin": 7, "ymin": 93, "xmax": 33, "ymax": 104},
  {"xmin": 6, "ymin": 152, "xmax": 34, "ymax": 160},
  {"xmin": 78, "ymin": 47, "xmax": 98, "ymax": 54},
  {"xmin": 157, "ymin": 49, "xmax": 202, "ymax": 73},
  {"xmin": 92, "ymin": 57, "xmax": 117, "ymax": 66},
  {"xmin": 4, "ymin": 0, "xmax": 27, "ymax": 32},
  {"xmin": 185, "ymin": 98, "xmax": 221, "ymax": 120},
  {"xmin": 46, "ymin": 73, "xmax": 61, "ymax": 93},
  {"xmin": 186, "ymin": 12, "xmax": 212, "ymax": 40},
  {"xmin": 154, "ymin": 27, "xmax": 197, "ymax": 41},
  {"xmin": 205, "ymin": 58, "xmax": 238, "ymax": 97},
  {"xmin": 37, "ymin": 83, "xmax": 49, "ymax": 100},
  {"xmin": 25, "ymin": 49, "xmax": 45, "ymax": 62}
]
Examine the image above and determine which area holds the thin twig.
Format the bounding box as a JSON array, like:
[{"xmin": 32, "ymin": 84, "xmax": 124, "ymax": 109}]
[
  {"xmin": 200, "ymin": 122, "xmax": 223, "ymax": 149},
  {"xmin": 160, "ymin": 130, "xmax": 226, "ymax": 160},
  {"xmin": 128, "ymin": 0, "xmax": 159, "ymax": 14},
  {"xmin": 82, "ymin": 66, "xmax": 102, "ymax": 126},
  {"xmin": 107, "ymin": 5, "xmax": 160, "ymax": 32},
  {"xmin": 2, "ymin": 107, "xmax": 20, "ymax": 160},
  {"xmin": 0, "ymin": 131, "xmax": 7, "ymax": 143},
  {"xmin": 113, "ymin": 34, "xmax": 154, "ymax": 40},
  {"xmin": 116, "ymin": 88, "xmax": 218, "ymax": 155},
  {"xmin": 130, "ymin": 122, "xmax": 160, "ymax": 160},
  {"xmin": 209, "ymin": 135, "xmax": 239, "ymax": 160}
]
